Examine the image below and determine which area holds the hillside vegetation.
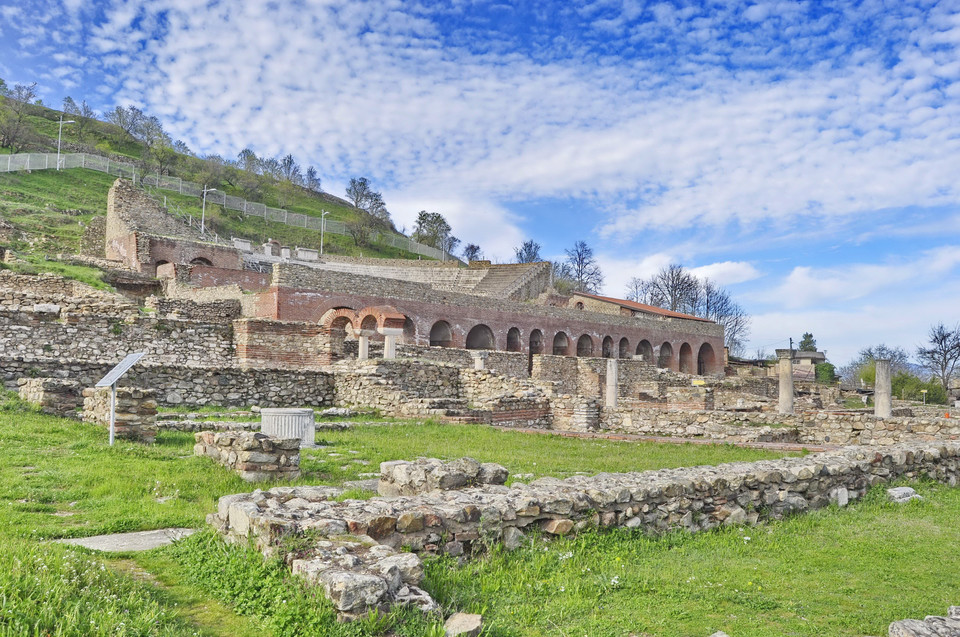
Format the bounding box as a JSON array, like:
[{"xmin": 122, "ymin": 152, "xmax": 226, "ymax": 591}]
[{"xmin": 0, "ymin": 93, "xmax": 433, "ymax": 264}]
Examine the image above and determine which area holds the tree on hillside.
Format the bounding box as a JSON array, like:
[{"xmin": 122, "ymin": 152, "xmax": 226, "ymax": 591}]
[
  {"xmin": 0, "ymin": 82, "xmax": 38, "ymax": 152},
  {"xmin": 364, "ymin": 192, "xmax": 392, "ymax": 227},
  {"xmin": 640, "ymin": 264, "xmax": 699, "ymax": 312},
  {"xmin": 64, "ymin": 98, "xmax": 97, "ymax": 143},
  {"xmin": 304, "ymin": 166, "xmax": 322, "ymax": 192},
  {"xmin": 346, "ymin": 177, "xmax": 373, "ymax": 209},
  {"xmin": 798, "ymin": 332, "xmax": 817, "ymax": 352},
  {"xmin": 565, "ymin": 241, "xmax": 604, "ymax": 294},
  {"xmin": 514, "ymin": 240, "xmax": 542, "ymax": 264},
  {"xmin": 279, "ymin": 154, "xmax": 303, "ymax": 186},
  {"xmin": 412, "ymin": 211, "xmax": 459, "ymax": 254},
  {"xmin": 104, "ymin": 105, "xmax": 144, "ymax": 140},
  {"xmin": 917, "ymin": 322, "xmax": 960, "ymax": 391},
  {"xmin": 551, "ymin": 261, "xmax": 576, "ymax": 294},
  {"xmin": 237, "ymin": 148, "xmax": 260, "ymax": 173},
  {"xmin": 462, "ymin": 243, "xmax": 483, "ymax": 262}
]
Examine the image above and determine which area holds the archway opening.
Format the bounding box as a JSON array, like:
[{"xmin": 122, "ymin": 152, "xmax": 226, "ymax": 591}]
[
  {"xmin": 429, "ymin": 321, "xmax": 453, "ymax": 347},
  {"xmin": 658, "ymin": 342, "xmax": 674, "ymax": 369},
  {"xmin": 679, "ymin": 342, "xmax": 694, "ymax": 374},
  {"xmin": 552, "ymin": 332, "xmax": 569, "ymax": 356},
  {"xmin": 328, "ymin": 315, "xmax": 355, "ymax": 360},
  {"xmin": 466, "ymin": 324, "xmax": 495, "ymax": 350},
  {"xmin": 601, "ymin": 336, "xmax": 614, "ymax": 358},
  {"xmin": 403, "ymin": 317, "xmax": 416, "ymax": 344},
  {"xmin": 360, "ymin": 315, "xmax": 382, "ymax": 342},
  {"xmin": 506, "ymin": 327, "xmax": 522, "ymax": 352},
  {"xmin": 697, "ymin": 343, "xmax": 716, "ymax": 375},
  {"xmin": 577, "ymin": 335, "xmax": 594, "ymax": 357},
  {"xmin": 190, "ymin": 257, "xmax": 213, "ymax": 266},
  {"xmin": 618, "ymin": 337, "xmax": 630, "ymax": 359},
  {"xmin": 637, "ymin": 340, "xmax": 654, "ymax": 363}
]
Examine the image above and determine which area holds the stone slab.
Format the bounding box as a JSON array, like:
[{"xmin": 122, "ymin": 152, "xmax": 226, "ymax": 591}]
[{"xmin": 55, "ymin": 528, "xmax": 197, "ymax": 552}]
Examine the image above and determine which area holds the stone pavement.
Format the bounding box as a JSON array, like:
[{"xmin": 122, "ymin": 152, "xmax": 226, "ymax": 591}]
[{"xmin": 56, "ymin": 528, "xmax": 197, "ymax": 552}]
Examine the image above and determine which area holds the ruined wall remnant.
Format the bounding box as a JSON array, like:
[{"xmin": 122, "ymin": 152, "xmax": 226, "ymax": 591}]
[
  {"xmin": 18, "ymin": 377, "xmax": 81, "ymax": 417},
  {"xmin": 209, "ymin": 442, "xmax": 960, "ymax": 620},
  {"xmin": 193, "ymin": 431, "xmax": 301, "ymax": 481},
  {"xmin": 81, "ymin": 386, "xmax": 158, "ymax": 443}
]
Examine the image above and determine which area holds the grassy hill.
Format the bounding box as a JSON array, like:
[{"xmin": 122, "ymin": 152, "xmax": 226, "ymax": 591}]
[{"xmin": 0, "ymin": 95, "xmax": 434, "ymax": 268}]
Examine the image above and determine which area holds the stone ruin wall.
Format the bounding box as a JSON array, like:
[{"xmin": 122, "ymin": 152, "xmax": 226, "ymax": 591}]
[
  {"xmin": 601, "ymin": 407, "xmax": 960, "ymax": 446},
  {"xmin": 144, "ymin": 296, "xmax": 241, "ymax": 323},
  {"xmin": 210, "ymin": 442, "xmax": 960, "ymax": 619},
  {"xmin": 194, "ymin": 431, "xmax": 301, "ymax": 481},
  {"xmin": 81, "ymin": 386, "xmax": 158, "ymax": 443}
]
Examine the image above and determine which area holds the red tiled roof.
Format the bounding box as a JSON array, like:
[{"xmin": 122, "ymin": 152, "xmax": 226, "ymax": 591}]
[{"xmin": 573, "ymin": 292, "xmax": 714, "ymax": 323}]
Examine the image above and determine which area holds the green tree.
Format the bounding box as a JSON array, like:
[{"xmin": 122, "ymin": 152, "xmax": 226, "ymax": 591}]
[
  {"xmin": 0, "ymin": 82, "xmax": 38, "ymax": 152},
  {"xmin": 815, "ymin": 362, "xmax": 836, "ymax": 384},
  {"xmin": 798, "ymin": 332, "xmax": 817, "ymax": 351},
  {"xmin": 412, "ymin": 211, "xmax": 458, "ymax": 254}
]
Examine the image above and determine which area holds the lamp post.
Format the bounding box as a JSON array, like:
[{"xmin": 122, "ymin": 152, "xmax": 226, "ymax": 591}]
[
  {"xmin": 320, "ymin": 210, "xmax": 330, "ymax": 255},
  {"xmin": 57, "ymin": 115, "xmax": 75, "ymax": 170},
  {"xmin": 201, "ymin": 186, "xmax": 218, "ymax": 236}
]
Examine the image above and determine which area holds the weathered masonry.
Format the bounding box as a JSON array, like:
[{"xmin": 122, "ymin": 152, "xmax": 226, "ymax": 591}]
[{"xmin": 87, "ymin": 178, "xmax": 725, "ymax": 374}]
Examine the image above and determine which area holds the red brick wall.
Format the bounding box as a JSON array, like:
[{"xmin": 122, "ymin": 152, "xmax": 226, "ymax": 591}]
[
  {"xmin": 261, "ymin": 287, "xmax": 725, "ymax": 375},
  {"xmin": 234, "ymin": 319, "xmax": 327, "ymax": 370}
]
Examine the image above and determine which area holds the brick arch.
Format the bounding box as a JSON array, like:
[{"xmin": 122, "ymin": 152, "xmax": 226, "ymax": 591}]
[
  {"xmin": 319, "ymin": 307, "xmax": 359, "ymax": 330},
  {"xmin": 430, "ymin": 320, "xmax": 454, "ymax": 347},
  {"xmin": 357, "ymin": 305, "xmax": 407, "ymax": 332},
  {"xmin": 506, "ymin": 327, "xmax": 522, "ymax": 352},
  {"xmin": 618, "ymin": 337, "xmax": 630, "ymax": 359},
  {"xmin": 637, "ymin": 339, "xmax": 654, "ymax": 363},
  {"xmin": 697, "ymin": 342, "xmax": 717, "ymax": 375}
]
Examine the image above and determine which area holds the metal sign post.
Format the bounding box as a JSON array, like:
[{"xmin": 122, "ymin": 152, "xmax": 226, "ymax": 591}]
[{"xmin": 95, "ymin": 352, "xmax": 146, "ymax": 446}]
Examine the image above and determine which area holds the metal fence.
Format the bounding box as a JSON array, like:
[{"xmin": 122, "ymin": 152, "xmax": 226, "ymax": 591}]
[{"xmin": 0, "ymin": 152, "xmax": 459, "ymax": 261}]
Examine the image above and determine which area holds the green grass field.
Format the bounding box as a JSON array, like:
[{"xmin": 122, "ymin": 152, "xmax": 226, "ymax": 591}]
[{"xmin": 0, "ymin": 395, "xmax": 957, "ymax": 636}]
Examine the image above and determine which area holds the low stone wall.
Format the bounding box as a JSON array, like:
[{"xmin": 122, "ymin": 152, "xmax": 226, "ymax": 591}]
[
  {"xmin": 601, "ymin": 408, "xmax": 960, "ymax": 446},
  {"xmin": 193, "ymin": 431, "xmax": 301, "ymax": 481},
  {"xmin": 396, "ymin": 345, "xmax": 528, "ymax": 378},
  {"xmin": 210, "ymin": 442, "xmax": 960, "ymax": 619},
  {"xmin": 378, "ymin": 457, "xmax": 508, "ymax": 496},
  {"xmin": 17, "ymin": 377, "xmax": 81, "ymax": 417},
  {"xmin": 144, "ymin": 296, "xmax": 241, "ymax": 323},
  {"xmin": 81, "ymin": 386, "xmax": 158, "ymax": 443},
  {"xmin": 0, "ymin": 358, "xmax": 335, "ymax": 408}
]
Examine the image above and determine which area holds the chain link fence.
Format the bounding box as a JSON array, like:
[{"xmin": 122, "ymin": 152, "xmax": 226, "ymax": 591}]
[{"xmin": 0, "ymin": 152, "xmax": 460, "ymax": 262}]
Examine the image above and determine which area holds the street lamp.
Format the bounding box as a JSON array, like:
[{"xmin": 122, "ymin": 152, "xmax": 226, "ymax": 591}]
[
  {"xmin": 201, "ymin": 186, "xmax": 218, "ymax": 236},
  {"xmin": 320, "ymin": 210, "xmax": 330, "ymax": 255},
  {"xmin": 57, "ymin": 115, "xmax": 75, "ymax": 170}
]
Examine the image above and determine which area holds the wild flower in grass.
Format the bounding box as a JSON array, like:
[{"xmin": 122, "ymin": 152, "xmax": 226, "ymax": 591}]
[
  {"xmin": 610, "ymin": 575, "xmax": 621, "ymax": 588},
  {"xmin": 558, "ymin": 551, "xmax": 574, "ymax": 561}
]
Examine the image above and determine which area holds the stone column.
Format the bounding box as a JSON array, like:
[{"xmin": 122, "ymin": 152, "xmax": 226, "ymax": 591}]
[
  {"xmin": 471, "ymin": 351, "xmax": 488, "ymax": 370},
  {"xmin": 605, "ymin": 358, "xmax": 619, "ymax": 408},
  {"xmin": 875, "ymin": 358, "xmax": 892, "ymax": 418},
  {"xmin": 379, "ymin": 327, "xmax": 403, "ymax": 359},
  {"xmin": 356, "ymin": 329, "xmax": 375, "ymax": 361},
  {"xmin": 778, "ymin": 352, "xmax": 794, "ymax": 415}
]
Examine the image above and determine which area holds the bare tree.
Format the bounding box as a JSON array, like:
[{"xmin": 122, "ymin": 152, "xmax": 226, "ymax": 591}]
[
  {"xmin": 0, "ymin": 82, "xmax": 38, "ymax": 152},
  {"xmin": 104, "ymin": 104, "xmax": 144, "ymax": 140},
  {"xmin": 462, "ymin": 243, "xmax": 483, "ymax": 262},
  {"xmin": 840, "ymin": 344, "xmax": 913, "ymax": 384},
  {"xmin": 642, "ymin": 264, "xmax": 699, "ymax": 312},
  {"xmin": 564, "ymin": 241, "xmax": 604, "ymax": 294},
  {"xmin": 346, "ymin": 177, "xmax": 373, "ymax": 209},
  {"xmin": 551, "ymin": 261, "xmax": 576, "ymax": 294},
  {"xmin": 305, "ymin": 166, "xmax": 322, "ymax": 192},
  {"xmin": 364, "ymin": 192, "xmax": 392, "ymax": 227},
  {"xmin": 917, "ymin": 323, "xmax": 960, "ymax": 390},
  {"xmin": 514, "ymin": 240, "xmax": 542, "ymax": 263},
  {"xmin": 346, "ymin": 217, "xmax": 373, "ymax": 248}
]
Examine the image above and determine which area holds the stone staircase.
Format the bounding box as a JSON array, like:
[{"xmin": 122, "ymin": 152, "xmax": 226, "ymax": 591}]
[{"xmin": 398, "ymin": 397, "xmax": 488, "ymax": 423}]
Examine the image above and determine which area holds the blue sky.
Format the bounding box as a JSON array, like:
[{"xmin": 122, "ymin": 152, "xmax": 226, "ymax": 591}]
[{"xmin": 2, "ymin": 0, "xmax": 960, "ymax": 364}]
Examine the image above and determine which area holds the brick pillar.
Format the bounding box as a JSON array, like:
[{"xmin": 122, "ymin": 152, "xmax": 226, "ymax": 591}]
[
  {"xmin": 875, "ymin": 358, "xmax": 892, "ymax": 418},
  {"xmin": 778, "ymin": 352, "xmax": 794, "ymax": 415},
  {"xmin": 605, "ymin": 358, "xmax": 619, "ymax": 408}
]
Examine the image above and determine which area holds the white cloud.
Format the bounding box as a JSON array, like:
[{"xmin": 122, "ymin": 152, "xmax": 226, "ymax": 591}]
[
  {"xmin": 768, "ymin": 247, "xmax": 960, "ymax": 310},
  {"xmin": 689, "ymin": 261, "xmax": 762, "ymax": 287}
]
